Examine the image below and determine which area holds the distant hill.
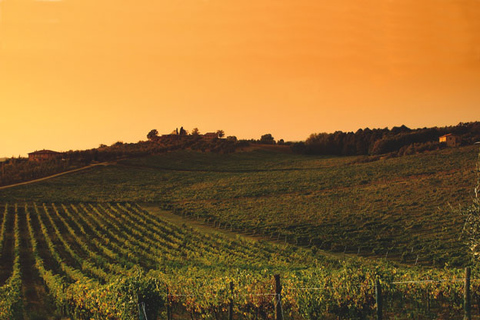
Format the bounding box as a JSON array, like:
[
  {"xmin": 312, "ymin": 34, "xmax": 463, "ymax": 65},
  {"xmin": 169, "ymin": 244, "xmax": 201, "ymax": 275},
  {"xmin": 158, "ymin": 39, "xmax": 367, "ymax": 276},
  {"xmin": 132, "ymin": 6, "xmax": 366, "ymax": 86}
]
[{"xmin": 1, "ymin": 121, "xmax": 479, "ymax": 187}]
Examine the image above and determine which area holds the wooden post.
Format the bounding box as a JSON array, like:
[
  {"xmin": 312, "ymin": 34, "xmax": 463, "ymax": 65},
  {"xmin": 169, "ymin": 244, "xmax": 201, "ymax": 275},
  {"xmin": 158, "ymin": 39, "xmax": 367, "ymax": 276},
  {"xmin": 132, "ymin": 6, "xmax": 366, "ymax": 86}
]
[
  {"xmin": 274, "ymin": 274, "xmax": 283, "ymax": 320},
  {"xmin": 465, "ymin": 267, "xmax": 471, "ymax": 320},
  {"xmin": 167, "ymin": 286, "xmax": 172, "ymax": 320},
  {"xmin": 375, "ymin": 278, "xmax": 383, "ymax": 320},
  {"xmin": 228, "ymin": 281, "xmax": 234, "ymax": 320}
]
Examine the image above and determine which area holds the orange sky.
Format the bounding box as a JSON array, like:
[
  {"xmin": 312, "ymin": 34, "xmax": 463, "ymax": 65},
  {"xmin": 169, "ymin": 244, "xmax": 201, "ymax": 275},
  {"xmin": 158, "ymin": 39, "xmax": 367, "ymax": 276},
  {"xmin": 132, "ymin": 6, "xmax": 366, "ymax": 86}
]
[{"xmin": 1, "ymin": 0, "xmax": 479, "ymax": 157}]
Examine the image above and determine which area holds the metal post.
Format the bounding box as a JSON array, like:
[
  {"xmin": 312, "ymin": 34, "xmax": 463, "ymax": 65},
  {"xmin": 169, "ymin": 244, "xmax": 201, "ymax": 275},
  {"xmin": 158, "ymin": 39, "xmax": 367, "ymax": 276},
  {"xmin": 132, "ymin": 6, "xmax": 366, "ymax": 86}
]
[
  {"xmin": 138, "ymin": 302, "xmax": 148, "ymax": 320},
  {"xmin": 465, "ymin": 267, "xmax": 471, "ymax": 320}
]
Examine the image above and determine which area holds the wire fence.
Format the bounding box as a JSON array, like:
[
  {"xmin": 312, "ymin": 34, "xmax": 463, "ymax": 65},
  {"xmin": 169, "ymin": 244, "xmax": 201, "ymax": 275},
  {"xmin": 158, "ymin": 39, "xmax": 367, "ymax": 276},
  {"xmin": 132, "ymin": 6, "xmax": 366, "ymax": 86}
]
[{"xmin": 149, "ymin": 268, "xmax": 478, "ymax": 320}]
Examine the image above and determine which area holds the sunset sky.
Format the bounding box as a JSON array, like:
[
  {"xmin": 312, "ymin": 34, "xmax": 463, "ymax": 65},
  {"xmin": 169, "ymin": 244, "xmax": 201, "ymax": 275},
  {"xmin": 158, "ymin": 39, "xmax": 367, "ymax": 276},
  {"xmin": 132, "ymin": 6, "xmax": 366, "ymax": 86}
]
[{"xmin": 1, "ymin": 0, "xmax": 479, "ymax": 157}]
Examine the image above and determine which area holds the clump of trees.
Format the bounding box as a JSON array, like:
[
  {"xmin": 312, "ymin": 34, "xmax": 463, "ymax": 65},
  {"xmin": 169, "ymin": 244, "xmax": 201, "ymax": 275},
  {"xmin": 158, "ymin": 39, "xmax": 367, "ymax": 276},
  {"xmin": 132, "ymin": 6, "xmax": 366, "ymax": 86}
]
[
  {"xmin": 293, "ymin": 122, "xmax": 480, "ymax": 157},
  {"xmin": 240, "ymin": 133, "xmax": 292, "ymax": 146},
  {"xmin": 144, "ymin": 127, "xmax": 240, "ymax": 153},
  {"xmin": 260, "ymin": 134, "xmax": 275, "ymax": 145},
  {"xmin": 147, "ymin": 129, "xmax": 158, "ymax": 141}
]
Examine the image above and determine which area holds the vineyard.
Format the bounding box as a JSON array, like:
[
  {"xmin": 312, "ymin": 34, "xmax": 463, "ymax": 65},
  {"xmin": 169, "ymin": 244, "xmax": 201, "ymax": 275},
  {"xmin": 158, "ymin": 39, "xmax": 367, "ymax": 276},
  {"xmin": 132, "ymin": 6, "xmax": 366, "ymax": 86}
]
[
  {"xmin": 0, "ymin": 146, "xmax": 479, "ymax": 318},
  {"xmin": 0, "ymin": 202, "xmax": 480, "ymax": 319},
  {"xmin": 1, "ymin": 146, "xmax": 476, "ymax": 267}
]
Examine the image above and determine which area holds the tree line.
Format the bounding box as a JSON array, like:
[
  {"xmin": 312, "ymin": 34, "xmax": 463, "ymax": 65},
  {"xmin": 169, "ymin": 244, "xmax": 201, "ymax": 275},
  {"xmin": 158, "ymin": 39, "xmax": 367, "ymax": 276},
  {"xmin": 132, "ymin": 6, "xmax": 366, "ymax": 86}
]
[
  {"xmin": 293, "ymin": 122, "xmax": 480, "ymax": 156},
  {"xmin": 2, "ymin": 122, "xmax": 479, "ymax": 187}
]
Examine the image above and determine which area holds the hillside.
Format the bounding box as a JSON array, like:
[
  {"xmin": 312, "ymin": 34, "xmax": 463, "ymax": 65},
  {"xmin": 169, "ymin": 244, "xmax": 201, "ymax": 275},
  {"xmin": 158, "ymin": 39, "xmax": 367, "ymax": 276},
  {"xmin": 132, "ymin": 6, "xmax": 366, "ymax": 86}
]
[
  {"xmin": 0, "ymin": 145, "xmax": 477, "ymax": 267},
  {"xmin": 2, "ymin": 122, "xmax": 478, "ymax": 191},
  {"xmin": 1, "ymin": 145, "xmax": 480, "ymax": 318}
]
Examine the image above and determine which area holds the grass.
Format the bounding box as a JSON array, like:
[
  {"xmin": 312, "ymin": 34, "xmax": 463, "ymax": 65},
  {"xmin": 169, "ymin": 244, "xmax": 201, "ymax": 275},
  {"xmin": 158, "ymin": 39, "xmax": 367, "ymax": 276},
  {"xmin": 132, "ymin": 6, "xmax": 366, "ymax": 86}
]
[{"xmin": 0, "ymin": 146, "xmax": 478, "ymax": 266}]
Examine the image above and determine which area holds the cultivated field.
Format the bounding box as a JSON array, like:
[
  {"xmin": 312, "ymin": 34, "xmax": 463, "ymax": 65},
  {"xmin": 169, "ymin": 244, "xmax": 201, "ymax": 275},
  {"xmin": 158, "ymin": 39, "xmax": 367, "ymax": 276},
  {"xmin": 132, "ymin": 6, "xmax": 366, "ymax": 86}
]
[
  {"xmin": 0, "ymin": 146, "xmax": 479, "ymax": 319},
  {"xmin": 0, "ymin": 202, "xmax": 479, "ymax": 319},
  {"xmin": 1, "ymin": 146, "xmax": 477, "ymax": 266}
]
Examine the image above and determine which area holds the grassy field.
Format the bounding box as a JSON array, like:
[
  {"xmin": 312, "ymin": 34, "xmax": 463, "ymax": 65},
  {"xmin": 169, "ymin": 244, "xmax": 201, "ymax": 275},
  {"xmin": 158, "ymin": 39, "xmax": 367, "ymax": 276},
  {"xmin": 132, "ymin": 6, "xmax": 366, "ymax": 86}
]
[{"xmin": 0, "ymin": 146, "xmax": 478, "ymax": 267}]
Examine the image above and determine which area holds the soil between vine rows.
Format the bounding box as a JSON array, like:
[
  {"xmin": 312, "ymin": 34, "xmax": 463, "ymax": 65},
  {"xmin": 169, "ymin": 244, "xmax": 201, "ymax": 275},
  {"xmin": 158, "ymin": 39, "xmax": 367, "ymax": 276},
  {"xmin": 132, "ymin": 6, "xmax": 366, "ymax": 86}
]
[
  {"xmin": 0, "ymin": 207, "xmax": 15, "ymax": 285},
  {"xmin": 18, "ymin": 206, "xmax": 58, "ymax": 319}
]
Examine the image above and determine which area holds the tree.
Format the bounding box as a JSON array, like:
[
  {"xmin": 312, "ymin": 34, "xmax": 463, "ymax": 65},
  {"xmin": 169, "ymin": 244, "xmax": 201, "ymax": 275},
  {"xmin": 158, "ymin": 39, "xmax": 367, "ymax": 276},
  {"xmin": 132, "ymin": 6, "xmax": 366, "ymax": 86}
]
[
  {"xmin": 147, "ymin": 129, "xmax": 158, "ymax": 141},
  {"xmin": 216, "ymin": 130, "xmax": 225, "ymax": 138},
  {"xmin": 260, "ymin": 134, "xmax": 275, "ymax": 145},
  {"xmin": 191, "ymin": 128, "xmax": 200, "ymax": 136}
]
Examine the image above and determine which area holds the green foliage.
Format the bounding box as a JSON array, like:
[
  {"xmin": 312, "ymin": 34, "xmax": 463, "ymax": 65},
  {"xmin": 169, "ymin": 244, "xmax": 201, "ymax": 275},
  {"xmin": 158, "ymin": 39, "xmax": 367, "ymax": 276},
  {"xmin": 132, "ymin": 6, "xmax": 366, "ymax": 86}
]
[
  {"xmin": 302, "ymin": 121, "xmax": 480, "ymax": 156},
  {"xmin": 146, "ymin": 129, "xmax": 158, "ymax": 141},
  {"xmin": 0, "ymin": 147, "xmax": 477, "ymax": 267},
  {"xmin": 0, "ymin": 204, "xmax": 23, "ymax": 320},
  {"xmin": 0, "ymin": 158, "xmax": 72, "ymax": 187},
  {"xmin": 260, "ymin": 133, "xmax": 275, "ymax": 144},
  {"xmin": 2, "ymin": 202, "xmax": 479, "ymax": 318},
  {"xmin": 461, "ymin": 148, "xmax": 480, "ymax": 260}
]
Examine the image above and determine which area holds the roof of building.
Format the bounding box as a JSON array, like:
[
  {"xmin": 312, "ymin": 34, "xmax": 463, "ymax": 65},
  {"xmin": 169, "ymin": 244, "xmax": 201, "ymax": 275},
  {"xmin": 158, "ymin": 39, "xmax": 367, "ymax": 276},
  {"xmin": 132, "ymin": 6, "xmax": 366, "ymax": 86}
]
[
  {"xmin": 439, "ymin": 133, "xmax": 459, "ymax": 138},
  {"xmin": 28, "ymin": 149, "xmax": 62, "ymax": 155},
  {"xmin": 203, "ymin": 132, "xmax": 218, "ymax": 137}
]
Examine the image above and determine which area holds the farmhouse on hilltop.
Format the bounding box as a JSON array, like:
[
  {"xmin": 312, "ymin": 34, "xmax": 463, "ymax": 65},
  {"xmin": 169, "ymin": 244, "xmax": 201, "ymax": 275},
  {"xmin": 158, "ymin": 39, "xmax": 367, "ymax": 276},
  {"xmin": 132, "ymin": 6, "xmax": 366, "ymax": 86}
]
[
  {"xmin": 28, "ymin": 150, "xmax": 63, "ymax": 162},
  {"xmin": 439, "ymin": 134, "xmax": 461, "ymax": 147}
]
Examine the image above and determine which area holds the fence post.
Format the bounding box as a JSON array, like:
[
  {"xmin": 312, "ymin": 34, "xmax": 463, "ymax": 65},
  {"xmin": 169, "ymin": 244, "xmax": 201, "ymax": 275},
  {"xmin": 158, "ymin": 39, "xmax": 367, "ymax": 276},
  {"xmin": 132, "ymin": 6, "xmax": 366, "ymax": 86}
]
[
  {"xmin": 274, "ymin": 274, "xmax": 283, "ymax": 320},
  {"xmin": 229, "ymin": 281, "xmax": 234, "ymax": 320},
  {"xmin": 465, "ymin": 267, "xmax": 471, "ymax": 320},
  {"xmin": 375, "ymin": 278, "xmax": 383, "ymax": 320},
  {"xmin": 167, "ymin": 286, "xmax": 172, "ymax": 320}
]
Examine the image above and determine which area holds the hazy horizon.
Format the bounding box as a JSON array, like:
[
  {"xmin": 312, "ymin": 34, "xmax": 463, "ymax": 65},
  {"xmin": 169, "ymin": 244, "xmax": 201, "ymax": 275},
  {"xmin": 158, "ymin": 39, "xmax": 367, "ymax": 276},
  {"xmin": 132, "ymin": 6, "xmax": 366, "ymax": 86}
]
[{"xmin": 1, "ymin": 0, "xmax": 479, "ymax": 157}]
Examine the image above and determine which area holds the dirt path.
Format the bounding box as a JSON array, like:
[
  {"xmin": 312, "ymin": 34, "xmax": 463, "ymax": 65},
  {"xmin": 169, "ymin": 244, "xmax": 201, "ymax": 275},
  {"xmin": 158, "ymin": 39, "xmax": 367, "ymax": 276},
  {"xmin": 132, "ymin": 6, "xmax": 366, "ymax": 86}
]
[
  {"xmin": 0, "ymin": 162, "xmax": 111, "ymax": 191},
  {"xmin": 142, "ymin": 204, "xmax": 269, "ymax": 242},
  {"xmin": 18, "ymin": 205, "xmax": 58, "ymax": 320},
  {"xmin": 141, "ymin": 204, "xmax": 348, "ymax": 261},
  {"xmin": 0, "ymin": 205, "xmax": 14, "ymax": 285}
]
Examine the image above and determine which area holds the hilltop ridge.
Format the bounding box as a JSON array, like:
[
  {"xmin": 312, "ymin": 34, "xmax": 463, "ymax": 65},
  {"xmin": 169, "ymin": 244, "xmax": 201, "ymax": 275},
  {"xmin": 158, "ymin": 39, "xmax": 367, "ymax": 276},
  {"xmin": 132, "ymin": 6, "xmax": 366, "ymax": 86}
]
[{"xmin": 1, "ymin": 121, "xmax": 479, "ymax": 188}]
